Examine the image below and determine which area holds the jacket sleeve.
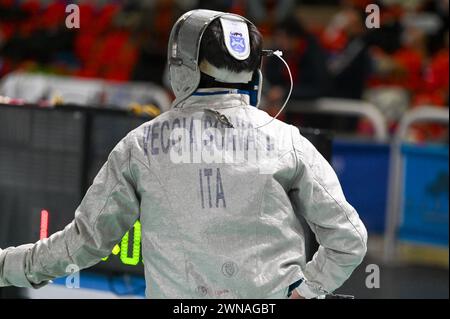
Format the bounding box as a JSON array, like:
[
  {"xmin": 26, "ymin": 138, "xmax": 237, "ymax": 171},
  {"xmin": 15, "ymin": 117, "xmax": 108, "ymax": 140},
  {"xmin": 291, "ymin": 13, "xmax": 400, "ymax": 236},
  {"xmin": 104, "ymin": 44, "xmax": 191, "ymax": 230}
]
[
  {"xmin": 288, "ymin": 128, "xmax": 367, "ymax": 298},
  {"xmin": 0, "ymin": 136, "xmax": 141, "ymax": 288}
]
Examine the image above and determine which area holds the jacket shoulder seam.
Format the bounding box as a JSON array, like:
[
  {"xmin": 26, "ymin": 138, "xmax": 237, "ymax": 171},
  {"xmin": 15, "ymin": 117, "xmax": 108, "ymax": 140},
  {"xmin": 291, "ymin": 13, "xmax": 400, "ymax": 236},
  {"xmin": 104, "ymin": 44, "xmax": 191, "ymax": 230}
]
[{"xmin": 289, "ymin": 126, "xmax": 302, "ymax": 191}]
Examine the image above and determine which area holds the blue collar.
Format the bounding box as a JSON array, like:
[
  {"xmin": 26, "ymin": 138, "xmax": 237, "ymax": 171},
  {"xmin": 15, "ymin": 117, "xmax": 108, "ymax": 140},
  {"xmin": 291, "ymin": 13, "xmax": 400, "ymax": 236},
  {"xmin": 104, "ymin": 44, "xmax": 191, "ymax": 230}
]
[{"xmin": 192, "ymin": 89, "xmax": 251, "ymax": 96}]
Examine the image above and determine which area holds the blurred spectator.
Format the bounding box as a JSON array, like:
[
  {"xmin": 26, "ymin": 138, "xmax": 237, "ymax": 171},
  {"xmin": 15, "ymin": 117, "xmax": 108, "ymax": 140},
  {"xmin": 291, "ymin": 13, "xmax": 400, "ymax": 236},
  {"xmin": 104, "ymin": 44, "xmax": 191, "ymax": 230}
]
[
  {"xmin": 132, "ymin": 0, "xmax": 194, "ymax": 85},
  {"xmin": 368, "ymin": 7, "xmax": 448, "ymax": 103},
  {"xmin": 423, "ymin": 31, "xmax": 449, "ymax": 105},
  {"xmin": 196, "ymin": 0, "xmax": 297, "ymax": 35},
  {"xmin": 245, "ymin": 0, "xmax": 296, "ymax": 36},
  {"xmin": 326, "ymin": 7, "xmax": 372, "ymax": 99},
  {"xmin": 0, "ymin": 0, "xmax": 76, "ymax": 71},
  {"xmin": 365, "ymin": 2, "xmax": 405, "ymax": 54},
  {"xmin": 197, "ymin": 0, "xmax": 235, "ymax": 12},
  {"xmin": 264, "ymin": 15, "xmax": 330, "ymax": 107},
  {"xmin": 392, "ymin": 26, "xmax": 426, "ymax": 92},
  {"xmin": 421, "ymin": 0, "xmax": 449, "ymax": 54},
  {"xmin": 411, "ymin": 30, "xmax": 449, "ymax": 143}
]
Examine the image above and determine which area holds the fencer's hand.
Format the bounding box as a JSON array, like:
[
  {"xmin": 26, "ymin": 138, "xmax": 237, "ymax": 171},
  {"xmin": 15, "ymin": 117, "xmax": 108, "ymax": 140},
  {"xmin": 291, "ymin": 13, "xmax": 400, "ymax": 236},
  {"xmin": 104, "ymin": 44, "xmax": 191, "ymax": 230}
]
[{"xmin": 290, "ymin": 289, "xmax": 305, "ymax": 299}]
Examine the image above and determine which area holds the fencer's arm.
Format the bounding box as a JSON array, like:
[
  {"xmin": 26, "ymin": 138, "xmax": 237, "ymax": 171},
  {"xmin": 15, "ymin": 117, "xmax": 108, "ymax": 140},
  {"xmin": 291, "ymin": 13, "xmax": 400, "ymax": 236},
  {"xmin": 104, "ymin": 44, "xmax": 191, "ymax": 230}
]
[
  {"xmin": 0, "ymin": 135, "xmax": 141, "ymax": 288},
  {"xmin": 288, "ymin": 127, "xmax": 368, "ymax": 298}
]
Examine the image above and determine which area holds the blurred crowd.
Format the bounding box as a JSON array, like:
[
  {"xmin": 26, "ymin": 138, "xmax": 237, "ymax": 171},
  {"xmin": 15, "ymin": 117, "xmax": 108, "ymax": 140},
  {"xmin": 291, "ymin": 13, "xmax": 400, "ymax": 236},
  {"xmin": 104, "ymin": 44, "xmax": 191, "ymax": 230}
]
[{"xmin": 0, "ymin": 0, "xmax": 448, "ymax": 140}]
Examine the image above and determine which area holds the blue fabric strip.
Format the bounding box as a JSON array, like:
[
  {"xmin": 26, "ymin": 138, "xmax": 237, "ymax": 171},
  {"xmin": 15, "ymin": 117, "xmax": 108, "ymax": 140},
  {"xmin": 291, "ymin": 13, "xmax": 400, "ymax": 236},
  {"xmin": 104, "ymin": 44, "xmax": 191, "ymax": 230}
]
[
  {"xmin": 192, "ymin": 90, "xmax": 251, "ymax": 96},
  {"xmin": 288, "ymin": 278, "xmax": 304, "ymax": 297}
]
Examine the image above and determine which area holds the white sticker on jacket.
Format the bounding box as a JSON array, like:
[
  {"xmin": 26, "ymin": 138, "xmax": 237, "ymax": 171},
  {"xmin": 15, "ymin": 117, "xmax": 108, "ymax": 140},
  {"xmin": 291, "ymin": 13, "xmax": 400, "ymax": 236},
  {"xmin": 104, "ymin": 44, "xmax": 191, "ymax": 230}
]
[{"xmin": 220, "ymin": 16, "xmax": 250, "ymax": 61}]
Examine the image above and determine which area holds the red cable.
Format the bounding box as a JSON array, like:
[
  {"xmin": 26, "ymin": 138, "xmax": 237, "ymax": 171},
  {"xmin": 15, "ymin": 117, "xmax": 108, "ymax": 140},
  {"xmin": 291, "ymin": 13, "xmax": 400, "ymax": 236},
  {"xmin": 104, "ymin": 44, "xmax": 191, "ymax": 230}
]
[{"xmin": 40, "ymin": 210, "xmax": 49, "ymax": 240}]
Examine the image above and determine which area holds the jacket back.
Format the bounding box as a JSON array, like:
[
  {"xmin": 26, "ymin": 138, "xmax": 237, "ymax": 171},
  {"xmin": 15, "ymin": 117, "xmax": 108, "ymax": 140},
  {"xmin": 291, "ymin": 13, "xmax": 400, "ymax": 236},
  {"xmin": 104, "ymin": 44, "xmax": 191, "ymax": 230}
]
[{"xmin": 135, "ymin": 92, "xmax": 306, "ymax": 298}]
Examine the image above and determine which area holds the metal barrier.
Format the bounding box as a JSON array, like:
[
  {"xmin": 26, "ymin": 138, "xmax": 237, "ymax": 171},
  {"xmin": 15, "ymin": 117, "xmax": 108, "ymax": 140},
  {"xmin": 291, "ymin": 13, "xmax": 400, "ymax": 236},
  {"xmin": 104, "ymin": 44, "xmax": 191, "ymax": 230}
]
[
  {"xmin": 0, "ymin": 72, "xmax": 171, "ymax": 111},
  {"xmin": 287, "ymin": 98, "xmax": 389, "ymax": 142},
  {"xmin": 384, "ymin": 106, "xmax": 449, "ymax": 261}
]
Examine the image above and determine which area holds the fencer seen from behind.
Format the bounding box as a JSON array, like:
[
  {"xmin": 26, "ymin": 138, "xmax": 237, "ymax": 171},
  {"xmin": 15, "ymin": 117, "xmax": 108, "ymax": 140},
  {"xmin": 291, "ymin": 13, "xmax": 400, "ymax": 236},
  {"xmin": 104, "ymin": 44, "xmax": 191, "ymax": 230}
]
[{"xmin": 0, "ymin": 9, "xmax": 367, "ymax": 299}]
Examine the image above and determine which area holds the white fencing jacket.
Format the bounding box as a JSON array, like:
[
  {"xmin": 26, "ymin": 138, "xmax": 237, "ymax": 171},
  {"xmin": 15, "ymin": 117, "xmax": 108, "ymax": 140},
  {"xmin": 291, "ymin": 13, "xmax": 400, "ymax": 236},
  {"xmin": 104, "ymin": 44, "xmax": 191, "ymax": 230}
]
[{"xmin": 0, "ymin": 91, "xmax": 367, "ymax": 298}]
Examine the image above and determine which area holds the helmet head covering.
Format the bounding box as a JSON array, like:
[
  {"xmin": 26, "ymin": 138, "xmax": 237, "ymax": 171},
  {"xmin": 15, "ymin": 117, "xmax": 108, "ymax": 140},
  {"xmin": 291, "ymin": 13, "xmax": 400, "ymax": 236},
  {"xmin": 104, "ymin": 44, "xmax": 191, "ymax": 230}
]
[{"xmin": 167, "ymin": 9, "xmax": 262, "ymax": 108}]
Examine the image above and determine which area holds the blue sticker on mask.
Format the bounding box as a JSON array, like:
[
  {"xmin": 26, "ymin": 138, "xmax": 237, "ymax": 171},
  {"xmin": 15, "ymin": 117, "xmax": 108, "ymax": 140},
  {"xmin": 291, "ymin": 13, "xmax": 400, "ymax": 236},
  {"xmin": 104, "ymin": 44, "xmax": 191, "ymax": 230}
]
[
  {"xmin": 230, "ymin": 32, "xmax": 246, "ymax": 53},
  {"xmin": 220, "ymin": 16, "xmax": 250, "ymax": 60}
]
